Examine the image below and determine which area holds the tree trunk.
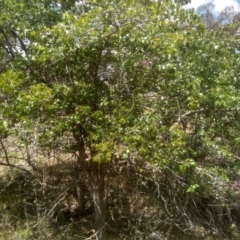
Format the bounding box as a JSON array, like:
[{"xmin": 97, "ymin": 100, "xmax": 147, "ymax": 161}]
[
  {"xmin": 89, "ymin": 162, "xmax": 107, "ymax": 240},
  {"xmin": 92, "ymin": 179, "xmax": 106, "ymax": 240},
  {"xmin": 72, "ymin": 126, "xmax": 107, "ymax": 239}
]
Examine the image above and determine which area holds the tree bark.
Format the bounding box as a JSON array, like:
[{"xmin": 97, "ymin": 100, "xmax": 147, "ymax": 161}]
[
  {"xmin": 90, "ymin": 164, "xmax": 107, "ymax": 240},
  {"xmin": 92, "ymin": 183, "xmax": 106, "ymax": 239},
  {"xmin": 72, "ymin": 125, "xmax": 107, "ymax": 239}
]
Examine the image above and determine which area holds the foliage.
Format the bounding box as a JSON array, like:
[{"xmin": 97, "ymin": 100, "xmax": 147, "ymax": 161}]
[{"xmin": 0, "ymin": 0, "xmax": 240, "ymax": 239}]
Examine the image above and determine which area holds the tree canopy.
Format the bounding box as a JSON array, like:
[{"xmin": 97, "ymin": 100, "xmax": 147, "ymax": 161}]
[{"xmin": 1, "ymin": 0, "xmax": 240, "ymax": 239}]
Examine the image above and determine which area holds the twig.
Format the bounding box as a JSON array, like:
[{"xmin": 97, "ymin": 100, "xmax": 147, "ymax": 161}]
[
  {"xmin": 31, "ymin": 188, "xmax": 70, "ymax": 229},
  {"xmin": 0, "ymin": 161, "xmax": 32, "ymax": 175},
  {"xmin": 0, "ymin": 138, "xmax": 10, "ymax": 165}
]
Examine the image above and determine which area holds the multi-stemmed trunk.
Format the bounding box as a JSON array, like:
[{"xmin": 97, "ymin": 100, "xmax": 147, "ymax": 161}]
[{"xmin": 74, "ymin": 132, "xmax": 107, "ymax": 240}]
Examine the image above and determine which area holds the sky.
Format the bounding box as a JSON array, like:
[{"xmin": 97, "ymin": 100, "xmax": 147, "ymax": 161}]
[{"xmin": 184, "ymin": 0, "xmax": 240, "ymax": 13}]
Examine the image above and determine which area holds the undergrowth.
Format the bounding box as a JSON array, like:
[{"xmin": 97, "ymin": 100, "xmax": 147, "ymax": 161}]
[{"xmin": 0, "ymin": 161, "xmax": 239, "ymax": 240}]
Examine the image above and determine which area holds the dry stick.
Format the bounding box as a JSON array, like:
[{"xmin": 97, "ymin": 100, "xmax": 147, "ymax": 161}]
[
  {"xmin": 84, "ymin": 226, "xmax": 106, "ymax": 240},
  {"xmin": 31, "ymin": 188, "xmax": 70, "ymax": 229},
  {"xmin": 0, "ymin": 162, "xmax": 32, "ymax": 175},
  {"xmin": 25, "ymin": 144, "xmax": 38, "ymax": 172},
  {"xmin": 0, "ymin": 138, "xmax": 10, "ymax": 165}
]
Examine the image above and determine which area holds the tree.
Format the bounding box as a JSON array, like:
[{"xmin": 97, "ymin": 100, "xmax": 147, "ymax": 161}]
[
  {"xmin": 1, "ymin": 0, "xmax": 240, "ymax": 239},
  {"xmin": 197, "ymin": 1, "xmax": 240, "ymax": 34}
]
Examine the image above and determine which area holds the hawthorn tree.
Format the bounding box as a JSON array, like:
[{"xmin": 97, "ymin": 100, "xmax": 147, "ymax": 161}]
[{"xmin": 1, "ymin": 0, "xmax": 240, "ymax": 239}]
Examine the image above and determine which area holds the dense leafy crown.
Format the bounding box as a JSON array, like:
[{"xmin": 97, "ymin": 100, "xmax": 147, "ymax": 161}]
[{"xmin": 0, "ymin": 0, "xmax": 240, "ymax": 192}]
